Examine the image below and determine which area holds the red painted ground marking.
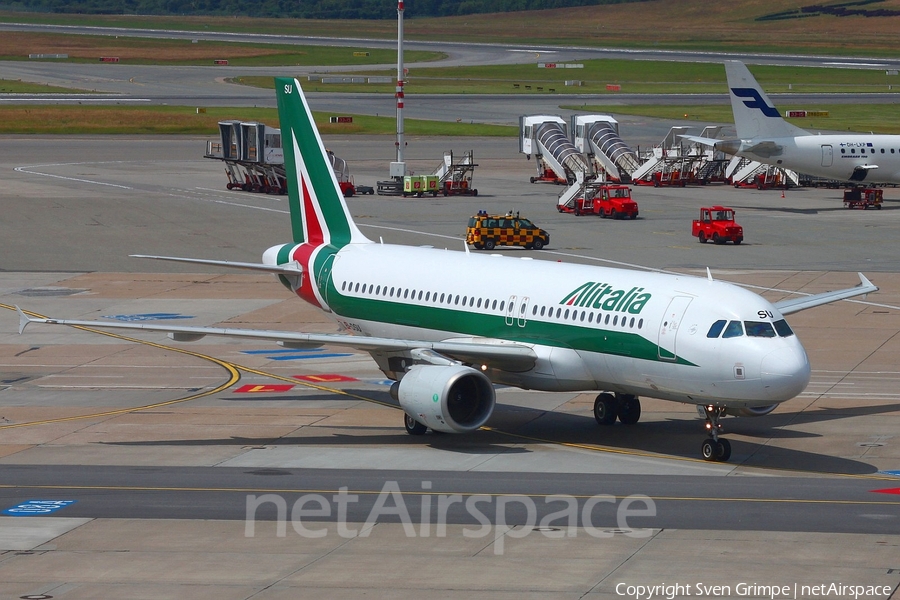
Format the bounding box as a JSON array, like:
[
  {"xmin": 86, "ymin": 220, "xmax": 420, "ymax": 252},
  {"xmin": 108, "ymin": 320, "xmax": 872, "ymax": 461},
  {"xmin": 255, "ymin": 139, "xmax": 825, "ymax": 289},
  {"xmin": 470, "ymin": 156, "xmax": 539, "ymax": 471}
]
[
  {"xmin": 293, "ymin": 374, "xmax": 358, "ymax": 383},
  {"xmin": 234, "ymin": 384, "xmax": 296, "ymax": 393},
  {"xmin": 871, "ymin": 488, "xmax": 900, "ymax": 495}
]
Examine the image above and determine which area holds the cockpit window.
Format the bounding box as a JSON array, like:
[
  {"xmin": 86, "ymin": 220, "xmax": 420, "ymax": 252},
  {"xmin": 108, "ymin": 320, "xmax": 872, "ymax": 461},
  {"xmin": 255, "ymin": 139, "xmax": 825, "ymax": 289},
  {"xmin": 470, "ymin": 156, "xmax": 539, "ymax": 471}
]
[
  {"xmin": 744, "ymin": 321, "xmax": 777, "ymax": 338},
  {"xmin": 722, "ymin": 320, "xmax": 744, "ymax": 338},
  {"xmin": 707, "ymin": 320, "xmax": 727, "ymax": 338},
  {"xmin": 773, "ymin": 319, "xmax": 794, "ymax": 337}
]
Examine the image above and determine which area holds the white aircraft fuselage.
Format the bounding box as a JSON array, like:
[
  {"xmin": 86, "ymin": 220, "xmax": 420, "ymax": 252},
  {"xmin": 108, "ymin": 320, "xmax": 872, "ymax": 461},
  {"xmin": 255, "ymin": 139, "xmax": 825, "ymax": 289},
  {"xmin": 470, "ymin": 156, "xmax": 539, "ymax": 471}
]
[
  {"xmin": 724, "ymin": 134, "xmax": 900, "ymax": 184},
  {"xmin": 265, "ymin": 240, "xmax": 810, "ymax": 410}
]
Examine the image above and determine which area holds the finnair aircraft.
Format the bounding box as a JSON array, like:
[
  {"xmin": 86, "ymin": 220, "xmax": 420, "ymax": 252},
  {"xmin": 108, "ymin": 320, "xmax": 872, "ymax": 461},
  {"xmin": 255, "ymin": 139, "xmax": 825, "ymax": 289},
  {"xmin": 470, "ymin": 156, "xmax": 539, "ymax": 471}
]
[
  {"xmin": 692, "ymin": 60, "xmax": 900, "ymax": 184},
  {"xmin": 18, "ymin": 78, "xmax": 878, "ymax": 462}
]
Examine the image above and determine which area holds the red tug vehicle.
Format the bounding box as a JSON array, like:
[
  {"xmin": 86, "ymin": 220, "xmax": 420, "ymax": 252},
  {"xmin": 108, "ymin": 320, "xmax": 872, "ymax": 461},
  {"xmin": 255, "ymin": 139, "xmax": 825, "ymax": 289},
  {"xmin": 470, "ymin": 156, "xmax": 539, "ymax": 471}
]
[
  {"xmin": 560, "ymin": 182, "xmax": 639, "ymax": 219},
  {"xmin": 692, "ymin": 206, "xmax": 743, "ymax": 245}
]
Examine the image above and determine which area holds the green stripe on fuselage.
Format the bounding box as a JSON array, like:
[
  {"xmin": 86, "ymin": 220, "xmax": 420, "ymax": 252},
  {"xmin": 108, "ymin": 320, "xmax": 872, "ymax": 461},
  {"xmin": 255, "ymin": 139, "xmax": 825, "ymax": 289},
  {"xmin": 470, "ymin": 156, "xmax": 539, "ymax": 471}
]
[{"xmin": 326, "ymin": 284, "xmax": 695, "ymax": 366}]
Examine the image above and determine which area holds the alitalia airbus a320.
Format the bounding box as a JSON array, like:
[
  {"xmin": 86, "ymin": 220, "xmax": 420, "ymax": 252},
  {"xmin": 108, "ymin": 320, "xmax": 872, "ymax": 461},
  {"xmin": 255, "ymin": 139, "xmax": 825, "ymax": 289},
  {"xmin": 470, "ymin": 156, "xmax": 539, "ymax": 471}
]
[{"xmin": 18, "ymin": 78, "xmax": 878, "ymax": 462}]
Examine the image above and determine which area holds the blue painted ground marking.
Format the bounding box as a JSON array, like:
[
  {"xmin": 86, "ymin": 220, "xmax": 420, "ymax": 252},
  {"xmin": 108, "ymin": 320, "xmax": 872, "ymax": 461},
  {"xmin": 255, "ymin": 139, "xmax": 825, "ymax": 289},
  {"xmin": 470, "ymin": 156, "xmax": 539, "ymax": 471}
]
[
  {"xmin": 103, "ymin": 313, "xmax": 195, "ymax": 322},
  {"xmin": 4, "ymin": 500, "xmax": 76, "ymax": 516},
  {"xmin": 880, "ymin": 470, "xmax": 900, "ymax": 477},
  {"xmin": 241, "ymin": 348, "xmax": 353, "ymax": 361}
]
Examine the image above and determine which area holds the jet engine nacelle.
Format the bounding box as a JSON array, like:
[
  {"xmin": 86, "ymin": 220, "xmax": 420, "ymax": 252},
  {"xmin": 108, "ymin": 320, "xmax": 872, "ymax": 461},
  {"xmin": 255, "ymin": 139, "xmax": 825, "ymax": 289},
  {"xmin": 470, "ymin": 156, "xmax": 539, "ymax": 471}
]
[
  {"xmin": 394, "ymin": 365, "xmax": 495, "ymax": 433},
  {"xmin": 726, "ymin": 404, "xmax": 779, "ymax": 417}
]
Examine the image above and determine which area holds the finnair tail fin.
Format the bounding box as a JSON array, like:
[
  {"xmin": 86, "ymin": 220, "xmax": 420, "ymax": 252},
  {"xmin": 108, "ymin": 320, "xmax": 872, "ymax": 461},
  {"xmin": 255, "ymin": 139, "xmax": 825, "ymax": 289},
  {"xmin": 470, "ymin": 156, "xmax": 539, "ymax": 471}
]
[
  {"xmin": 274, "ymin": 77, "xmax": 369, "ymax": 247},
  {"xmin": 725, "ymin": 61, "xmax": 809, "ymax": 140}
]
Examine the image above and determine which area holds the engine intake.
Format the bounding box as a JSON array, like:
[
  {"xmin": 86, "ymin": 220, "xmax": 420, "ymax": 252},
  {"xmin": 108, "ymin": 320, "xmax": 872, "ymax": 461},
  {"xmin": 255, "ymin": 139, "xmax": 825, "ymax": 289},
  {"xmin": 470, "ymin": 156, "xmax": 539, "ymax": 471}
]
[{"xmin": 394, "ymin": 365, "xmax": 495, "ymax": 433}]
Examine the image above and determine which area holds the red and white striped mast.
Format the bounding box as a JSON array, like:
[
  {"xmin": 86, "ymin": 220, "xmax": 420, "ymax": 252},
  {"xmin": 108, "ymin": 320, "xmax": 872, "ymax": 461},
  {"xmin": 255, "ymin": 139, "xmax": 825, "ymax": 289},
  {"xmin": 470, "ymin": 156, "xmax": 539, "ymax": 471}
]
[{"xmin": 394, "ymin": 0, "xmax": 406, "ymax": 175}]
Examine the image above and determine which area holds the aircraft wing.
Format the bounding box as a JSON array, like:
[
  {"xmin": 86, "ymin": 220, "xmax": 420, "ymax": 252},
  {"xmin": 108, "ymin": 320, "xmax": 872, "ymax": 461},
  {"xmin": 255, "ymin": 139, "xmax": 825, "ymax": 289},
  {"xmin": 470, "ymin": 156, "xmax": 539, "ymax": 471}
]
[
  {"xmin": 16, "ymin": 307, "xmax": 537, "ymax": 372},
  {"xmin": 773, "ymin": 273, "xmax": 877, "ymax": 315}
]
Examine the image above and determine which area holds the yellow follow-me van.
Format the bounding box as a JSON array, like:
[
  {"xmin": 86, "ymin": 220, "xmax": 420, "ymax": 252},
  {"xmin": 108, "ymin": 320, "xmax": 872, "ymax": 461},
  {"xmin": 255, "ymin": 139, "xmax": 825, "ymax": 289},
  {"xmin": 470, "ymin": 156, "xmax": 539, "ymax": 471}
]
[{"xmin": 466, "ymin": 211, "xmax": 550, "ymax": 250}]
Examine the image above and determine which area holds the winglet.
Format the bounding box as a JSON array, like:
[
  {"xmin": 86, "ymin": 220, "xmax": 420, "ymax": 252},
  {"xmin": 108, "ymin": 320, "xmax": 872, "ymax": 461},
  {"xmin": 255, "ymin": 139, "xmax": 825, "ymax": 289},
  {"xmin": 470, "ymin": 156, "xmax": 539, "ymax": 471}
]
[
  {"xmin": 16, "ymin": 306, "xmax": 33, "ymax": 335},
  {"xmin": 858, "ymin": 272, "xmax": 875, "ymax": 296}
]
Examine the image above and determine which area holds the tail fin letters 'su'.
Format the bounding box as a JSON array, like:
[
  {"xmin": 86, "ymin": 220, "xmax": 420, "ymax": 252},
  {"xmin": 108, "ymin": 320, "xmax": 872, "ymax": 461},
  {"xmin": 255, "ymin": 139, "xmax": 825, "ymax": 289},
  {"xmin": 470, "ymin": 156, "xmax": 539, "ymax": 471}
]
[
  {"xmin": 724, "ymin": 61, "xmax": 809, "ymax": 140},
  {"xmin": 274, "ymin": 77, "xmax": 369, "ymax": 247}
]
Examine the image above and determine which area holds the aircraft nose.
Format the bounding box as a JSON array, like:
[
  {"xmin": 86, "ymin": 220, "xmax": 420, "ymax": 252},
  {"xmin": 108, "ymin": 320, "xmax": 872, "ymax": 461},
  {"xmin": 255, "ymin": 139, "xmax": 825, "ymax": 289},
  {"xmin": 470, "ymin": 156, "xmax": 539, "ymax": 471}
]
[{"xmin": 760, "ymin": 346, "xmax": 811, "ymax": 400}]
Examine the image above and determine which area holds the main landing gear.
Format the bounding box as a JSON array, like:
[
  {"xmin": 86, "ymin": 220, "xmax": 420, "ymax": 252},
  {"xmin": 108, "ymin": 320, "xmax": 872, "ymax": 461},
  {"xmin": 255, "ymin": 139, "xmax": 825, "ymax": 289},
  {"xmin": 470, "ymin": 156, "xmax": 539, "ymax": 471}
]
[
  {"xmin": 593, "ymin": 392, "xmax": 641, "ymax": 426},
  {"xmin": 700, "ymin": 405, "xmax": 731, "ymax": 462}
]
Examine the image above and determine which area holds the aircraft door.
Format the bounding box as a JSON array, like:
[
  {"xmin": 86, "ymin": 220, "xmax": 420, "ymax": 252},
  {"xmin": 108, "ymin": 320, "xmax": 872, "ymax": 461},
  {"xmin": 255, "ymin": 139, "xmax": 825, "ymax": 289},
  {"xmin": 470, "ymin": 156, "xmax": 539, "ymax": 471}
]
[
  {"xmin": 658, "ymin": 296, "xmax": 692, "ymax": 361},
  {"xmin": 517, "ymin": 296, "xmax": 530, "ymax": 328},
  {"xmin": 505, "ymin": 295, "xmax": 517, "ymax": 326},
  {"xmin": 821, "ymin": 145, "xmax": 833, "ymax": 167}
]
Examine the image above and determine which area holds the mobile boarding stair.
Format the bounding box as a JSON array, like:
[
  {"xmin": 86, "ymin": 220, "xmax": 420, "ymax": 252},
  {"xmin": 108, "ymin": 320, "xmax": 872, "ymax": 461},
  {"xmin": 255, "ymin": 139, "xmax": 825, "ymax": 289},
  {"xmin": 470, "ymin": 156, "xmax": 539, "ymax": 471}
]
[{"xmin": 572, "ymin": 115, "xmax": 642, "ymax": 183}]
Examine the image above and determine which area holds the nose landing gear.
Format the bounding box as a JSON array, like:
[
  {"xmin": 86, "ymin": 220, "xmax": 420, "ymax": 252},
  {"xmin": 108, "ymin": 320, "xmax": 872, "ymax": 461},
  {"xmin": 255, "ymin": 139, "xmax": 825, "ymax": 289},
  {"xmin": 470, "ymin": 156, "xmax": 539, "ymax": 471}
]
[{"xmin": 700, "ymin": 405, "xmax": 732, "ymax": 461}]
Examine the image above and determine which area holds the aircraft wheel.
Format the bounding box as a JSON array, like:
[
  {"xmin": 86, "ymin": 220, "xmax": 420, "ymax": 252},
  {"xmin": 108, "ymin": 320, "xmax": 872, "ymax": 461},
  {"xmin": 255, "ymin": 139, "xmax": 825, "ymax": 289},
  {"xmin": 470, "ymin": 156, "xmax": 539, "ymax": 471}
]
[
  {"xmin": 404, "ymin": 413, "xmax": 427, "ymax": 436},
  {"xmin": 593, "ymin": 393, "xmax": 618, "ymax": 425},
  {"xmin": 701, "ymin": 439, "xmax": 717, "ymax": 461},
  {"xmin": 616, "ymin": 395, "xmax": 641, "ymax": 425},
  {"xmin": 717, "ymin": 439, "xmax": 732, "ymax": 461}
]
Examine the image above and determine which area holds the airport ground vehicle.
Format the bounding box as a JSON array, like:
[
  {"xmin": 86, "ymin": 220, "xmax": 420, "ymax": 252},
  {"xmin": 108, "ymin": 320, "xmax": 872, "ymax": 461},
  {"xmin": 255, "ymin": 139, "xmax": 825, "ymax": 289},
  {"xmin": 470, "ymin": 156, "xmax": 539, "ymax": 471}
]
[
  {"xmin": 692, "ymin": 206, "xmax": 744, "ymax": 245},
  {"xmin": 560, "ymin": 183, "xmax": 638, "ymax": 219},
  {"xmin": 466, "ymin": 211, "xmax": 549, "ymax": 250},
  {"xmin": 843, "ymin": 187, "xmax": 883, "ymax": 209}
]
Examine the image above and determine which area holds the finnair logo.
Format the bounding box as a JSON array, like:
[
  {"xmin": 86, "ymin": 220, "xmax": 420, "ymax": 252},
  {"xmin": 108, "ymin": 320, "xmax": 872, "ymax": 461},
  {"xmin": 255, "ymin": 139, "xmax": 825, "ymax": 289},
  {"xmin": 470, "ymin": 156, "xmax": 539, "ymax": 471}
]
[{"xmin": 731, "ymin": 87, "xmax": 780, "ymax": 118}]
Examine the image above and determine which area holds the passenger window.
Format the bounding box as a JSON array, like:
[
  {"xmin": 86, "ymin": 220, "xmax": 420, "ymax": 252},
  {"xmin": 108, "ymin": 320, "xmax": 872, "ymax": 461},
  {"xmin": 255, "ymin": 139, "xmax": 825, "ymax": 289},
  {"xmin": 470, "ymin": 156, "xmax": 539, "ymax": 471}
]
[
  {"xmin": 773, "ymin": 319, "xmax": 794, "ymax": 337},
  {"xmin": 500, "ymin": 301, "xmax": 505, "ymax": 311},
  {"xmin": 588, "ymin": 312, "xmax": 593, "ymax": 323},
  {"xmin": 613, "ymin": 316, "xmax": 618, "ymax": 326},
  {"xmin": 492, "ymin": 300, "xmax": 498, "ymax": 310},
  {"xmin": 355, "ymin": 283, "xmax": 360, "ymax": 292},
  {"xmin": 707, "ymin": 320, "xmax": 727, "ymax": 338},
  {"xmin": 630, "ymin": 317, "xmax": 635, "ymax": 328},
  {"xmin": 638, "ymin": 318, "xmax": 643, "ymax": 329},
  {"xmin": 605, "ymin": 314, "xmax": 610, "ymax": 325},
  {"xmin": 722, "ymin": 320, "xmax": 744, "ymax": 338},
  {"xmin": 341, "ymin": 281, "xmax": 347, "ymax": 291},
  {"xmin": 564, "ymin": 309, "xmax": 569, "ymax": 319},
  {"xmin": 540, "ymin": 306, "xmax": 546, "ymax": 317}
]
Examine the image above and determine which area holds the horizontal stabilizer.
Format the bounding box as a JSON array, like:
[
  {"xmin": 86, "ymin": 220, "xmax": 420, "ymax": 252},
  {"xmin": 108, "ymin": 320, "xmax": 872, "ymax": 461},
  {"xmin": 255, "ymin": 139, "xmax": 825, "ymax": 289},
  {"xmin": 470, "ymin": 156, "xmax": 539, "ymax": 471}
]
[
  {"xmin": 679, "ymin": 135, "xmax": 719, "ymax": 147},
  {"xmin": 130, "ymin": 254, "xmax": 302, "ymax": 275},
  {"xmin": 774, "ymin": 273, "xmax": 877, "ymax": 315}
]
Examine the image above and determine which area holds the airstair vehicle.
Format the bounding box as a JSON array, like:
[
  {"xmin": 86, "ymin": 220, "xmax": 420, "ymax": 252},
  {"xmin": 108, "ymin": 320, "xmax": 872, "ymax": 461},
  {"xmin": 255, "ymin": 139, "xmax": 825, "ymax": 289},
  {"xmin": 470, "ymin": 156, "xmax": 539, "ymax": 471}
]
[
  {"xmin": 728, "ymin": 157, "xmax": 799, "ymax": 189},
  {"xmin": 206, "ymin": 121, "xmax": 286, "ymax": 194},
  {"xmin": 520, "ymin": 115, "xmax": 592, "ymax": 185},
  {"xmin": 206, "ymin": 121, "xmax": 362, "ymax": 196},
  {"xmin": 632, "ymin": 126, "xmax": 694, "ymax": 187},
  {"xmin": 572, "ymin": 115, "xmax": 641, "ymax": 183},
  {"xmin": 433, "ymin": 150, "xmax": 478, "ymax": 196}
]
